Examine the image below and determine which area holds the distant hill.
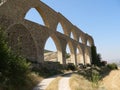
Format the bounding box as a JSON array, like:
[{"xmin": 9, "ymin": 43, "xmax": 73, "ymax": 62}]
[
  {"xmin": 44, "ymin": 49, "xmax": 53, "ymax": 53},
  {"xmin": 44, "ymin": 50, "xmax": 57, "ymax": 61}
]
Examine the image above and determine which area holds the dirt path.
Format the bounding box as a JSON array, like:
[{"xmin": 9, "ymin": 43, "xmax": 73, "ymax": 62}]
[
  {"xmin": 33, "ymin": 72, "xmax": 72, "ymax": 90},
  {"xmin": 101, "ymin": 70, "xmax": 120, "ymax": 90},
  {"xmin": 58, "ymin": 74, "xmax": 71, "ymax": 90},
  {"xmin": 33, "ymin": 76, "xmax": 56, "ymax": 90}
]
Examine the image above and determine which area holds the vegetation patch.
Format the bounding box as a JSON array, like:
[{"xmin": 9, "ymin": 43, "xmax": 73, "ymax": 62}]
[
  {"xmin": 76, "ymin": 65, "xmax": 114, "ymax": 89},
  {"xmin": 70, "ymin": 74, "xmax": 93, "ymax": 90},
  {"xmin": 107, "ymin": 63, "xmax": 118, "ymax": 70},
  {"xmin": 32, "ymin": 61, "xmax": 64, "ymax": 78},
  {"xmin": 0, "ymin": 27, "xmax": 43, "ymax": 90},
  {"xmin": 66, "ymin": 63, "xmax": 76, "ymax": 71}
]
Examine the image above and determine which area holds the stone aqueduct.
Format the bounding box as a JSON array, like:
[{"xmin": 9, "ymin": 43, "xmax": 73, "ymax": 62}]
[{"xmin": 0, "ymin": 0, "xmax": 95, "ymax": 65}]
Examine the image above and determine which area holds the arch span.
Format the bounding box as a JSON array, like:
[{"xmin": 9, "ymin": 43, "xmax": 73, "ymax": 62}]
[
  {"xmin": 0, "ymin": 0, "xmax": 95, "ymax": 66},
  {"xmin": 7, "ymin": 24, "xmax": 37, "ymax": 61},
  {"xmin": 24, "ymin": 7, "xmax": 49, "ymax": 27},
  {"xmin": 66, "ymin": 41, "xmax": 76, "ymax": 65},
  {"xmin": 24, "ymin": 8, "xmax": 45, "ymax": 25},
  {"xmin": 76, "ymin": 45, "xmax": 84, "ymax": 65},
  {"xmin": 85, "ymin": 47, "xmax": 91, "ymax": 65},
  {"xmin": 56, "ymin": 22, "xmax": 64, "ymax": 34},
  {"xmin": 44, "ymin": 35, "xmax": 63, "ymax": 64}
]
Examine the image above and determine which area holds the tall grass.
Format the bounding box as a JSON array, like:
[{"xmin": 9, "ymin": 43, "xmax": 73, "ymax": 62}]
[{"xmin": 69, "ymin": 74, "xmax": 93, "ymax": 90}]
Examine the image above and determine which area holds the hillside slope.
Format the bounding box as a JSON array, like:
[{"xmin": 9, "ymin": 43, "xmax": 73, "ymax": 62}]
[{"xmin": 101, "ymin": 70, "xmax": 120, "ymax": 90}]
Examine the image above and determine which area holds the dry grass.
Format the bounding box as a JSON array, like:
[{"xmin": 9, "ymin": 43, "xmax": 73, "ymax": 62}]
[
  {"xmin": 24, "ymin": 73, "xmax": 43, "ymax": 90},
  {"xmin": 46, "ymin": 77, "xmax": 61, "ymax": 90},
  {"xmin": 69, "ymin": 74, "xmax": 100, "ymax": 90},
  {"xmin": 0, "ymin": 73, "xmax": 43, "ymax": 90},
  {"xmin": 101, "ymin": 70, "xmax": 120, "ymax": 90}
]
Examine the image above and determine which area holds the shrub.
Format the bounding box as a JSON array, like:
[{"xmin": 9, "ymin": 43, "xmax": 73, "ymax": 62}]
[
  {"xmin": 0, "ymin": 27, "xmax": 30, "ymax": 90},
  {"xmin": 91, "ymin": 70, "xmax": 101, "ymax": 87},
  {"xmin": 67, "ymin": 63, "xmax": 76, "ymax": 71},
  {"xmin": 65, "ymin": 53, "xmax": 70, "ymax": 59},
  {"xmin": 107, "ymin": 63, "xmax": 118, "ymax": 70},
  {"xmin": 32, "ymin": 61, "xmax": 63, "ymax": 77}
]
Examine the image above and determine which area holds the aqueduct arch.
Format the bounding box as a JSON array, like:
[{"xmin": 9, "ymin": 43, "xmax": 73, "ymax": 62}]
[
  {"xmin": 24, "ymin": 8, "xmax": 45, "ymax": 26},
  {"xmin": 7, "ymin": 24, "xmax": 37, "ymax": 61},
  {"xmin": 85, "ymin": 47, "xmax": 91, "ymax": 64},
  {"xmin": 0, "ymin": 0, "xmax": 95, "ymax": 66},
  {"xmin": 66, "ymin": 40, "xmax": 76, "ymax": 64},
  {"xmin": 44, "ymin": 35, "xmax": 63, "ymax": 64},
  {"xmin": 76, "ymin": 45, "xmax": 84, "ymax": 64}
]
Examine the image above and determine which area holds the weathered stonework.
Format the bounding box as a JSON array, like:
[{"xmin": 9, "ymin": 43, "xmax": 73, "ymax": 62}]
[{"xmin": 0, "ymin": 0, "xmax": 95, "ymax": 65}]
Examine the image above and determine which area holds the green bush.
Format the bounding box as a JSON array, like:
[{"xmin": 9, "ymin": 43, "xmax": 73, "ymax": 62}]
[
  {"xmin": 0, "ymin": 27, "xmax": 30, "ymax": 90},
  {"xmin": 67, "ymin": 63, "xmax": 76, "ymax": 71},
  {"xmin": 107, "ymin": 63, "xmax": 118, "ymax": 70},
  {"xmin": 91, "ymin": 70, "xmax": 101, "ymax": 87},
  {"xmin": 65, "ymin": 53, "xmax": 70, "ymax": 59}
]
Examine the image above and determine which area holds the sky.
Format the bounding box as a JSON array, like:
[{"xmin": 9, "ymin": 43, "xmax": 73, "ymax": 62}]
[{"xmin": 25, "ymin": 0, "xmax": 120, "ymax": 63}]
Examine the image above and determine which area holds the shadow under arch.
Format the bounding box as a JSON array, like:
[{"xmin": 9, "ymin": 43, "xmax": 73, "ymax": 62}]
[
  {"xmin": 44, "ymin": 34, "xmax": 63, "ymax": 64},
  {"xmin": 7, "ymin": 24, "xmax": 37, "ymax": 61},
  {"xmin": 24, "ymin": 7, "xmax": 49, "ymax": 27},
  {"xmin": 85, "ymin": 47, "xmax": 91, "ymax": 65},
  {"xmin": 76, "ymin": 45, "xmax": 84, "ymax": 65}
]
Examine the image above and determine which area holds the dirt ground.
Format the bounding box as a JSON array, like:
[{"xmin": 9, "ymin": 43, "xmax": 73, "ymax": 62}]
[
  {"xmin": 101, "ymin": 70, "xmax": 120, "ymax": 90},
  {"xmin": 33, "ymin": 70, "xmax": 120, "ymax": 90}
]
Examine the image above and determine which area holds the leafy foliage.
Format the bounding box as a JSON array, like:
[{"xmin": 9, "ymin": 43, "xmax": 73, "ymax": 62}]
[
  {"xmin": 66, "ymin": 63, "xmax": 76, "ymax": 71},
  {"xmin": 65, "ymin": 52, "xmax": 70, "ymax": 59},
  {"xmin": 0, "ymin": 27, "xmax": 30, "ymax": 90},
  {"xmin": 107, "ymin": 63, "xmax": 118, "ymax": 70},
  {"xmin": 91, "ymin": 46, "xmax": 101, "ymax": 66}
]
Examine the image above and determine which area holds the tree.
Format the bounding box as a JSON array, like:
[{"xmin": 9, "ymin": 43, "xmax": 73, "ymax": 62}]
[
  {"xmin": 91, "ymin": 45, "xmax": 101, "ymax": 66},
  {"xmin": 0, "ymin": 26, "xmax": 30, "ymax": 89},
  {"xmin": 91, "ymin": 45, "xmax": 97, "ymax": 65}
]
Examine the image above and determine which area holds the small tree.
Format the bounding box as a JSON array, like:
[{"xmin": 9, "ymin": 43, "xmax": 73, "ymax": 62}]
[
  {"xmin": 91, "ymin": 46, "xmax": 101, "ymax": 66},
  {"xmin": 91, "ymin": 45, "xmax": 97, "ymax": 65},
  {"xmin": 96, "ymin": 53, "xmax": 101, "ymax": 66}
]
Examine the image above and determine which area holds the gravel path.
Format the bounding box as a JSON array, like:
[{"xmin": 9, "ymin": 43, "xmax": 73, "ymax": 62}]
[
  {"xmin": 33, "ymin": 77, "xmax": 56, "ymax": 90},
  {"xmin": 58, "ymin": 74, "xmax": 71, "ymax": 90},
  {"xmin": 33, "ymin": 72, "xmax": 73, "ymax": 90}
]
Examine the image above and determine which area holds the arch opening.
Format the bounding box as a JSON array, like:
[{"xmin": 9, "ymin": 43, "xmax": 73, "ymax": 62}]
[
  {"xmin": 79, "ymin": 37, "xmax": 82, "ymax": 43},
  {"xmin": 76, "ymin": 46, "xmax": 84, "ymax": 65},
  {"xmin": 44, "ymin": 37, "xmax": 57, "ymax": 62},
  {"xmin": 65, "ymin": 44, "xmax": 71, "ymax": 64},
  {"xmin": 44, "ymin": 36, "xmax": 62, "ymax": 64},
  {"xmin": 65, "ymin": 42, "xmax": 75, "ymax": 65},
  {"xmin": 85, "ymin": 48, "xmax": 91, "ymax": 65},
  {"xmin": 56, "ymin": 23, "xmax": 64, "ymax": 34},
  {"xmin": 87, "ymin": 40, "xmax": 91, "ymax": 46},
  {"xmin": 24, "ymin": 8, "xmax": 45, "ymax": 25},
  {"xmin": 70, "ymin": 32, "xmax": 74, "ymax": 39}
]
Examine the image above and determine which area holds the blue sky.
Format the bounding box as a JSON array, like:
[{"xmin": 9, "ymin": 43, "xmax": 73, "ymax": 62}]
[{"xmin": 25, "ymin": 0, "xmax": 120, "ymax": 63}]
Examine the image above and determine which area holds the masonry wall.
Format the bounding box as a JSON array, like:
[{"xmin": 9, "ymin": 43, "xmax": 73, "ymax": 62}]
[{"xmin": 0, "ymin": 0, "xmax": 95, "ymax": 65}]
